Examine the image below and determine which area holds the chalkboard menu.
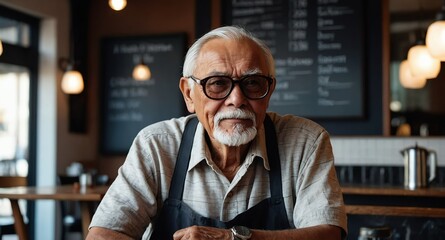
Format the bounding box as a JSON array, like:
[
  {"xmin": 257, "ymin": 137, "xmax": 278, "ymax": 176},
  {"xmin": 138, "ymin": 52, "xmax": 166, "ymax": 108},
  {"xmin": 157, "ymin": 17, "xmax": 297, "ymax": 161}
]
[
  {"xmin": 100, "ymin": 34, "xmax": 187, "ymax": 154},
  {"xmin": 223, "ymin": 0, "xmax": 365, "ymax": 118}
]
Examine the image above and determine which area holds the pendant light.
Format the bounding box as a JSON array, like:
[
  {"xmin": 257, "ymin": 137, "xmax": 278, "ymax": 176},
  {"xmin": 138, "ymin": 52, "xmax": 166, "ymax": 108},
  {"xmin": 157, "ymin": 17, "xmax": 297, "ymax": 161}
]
[
  {"xmin": 132, "ymin": 62, "xmax": 151, "ymax": 81},
  {"xmin": 60, "ymin": 62, "xmax": 84, "ymax": 95},
  {"xmin": 109, "ymin": 0, "xmax": 127, "ymax": 11},
  {"xmin": 61, "ymin": 63, "xmax": 84, "ymax": 94},
  {"xmin": 405, "ymin": 0, "xmax": 441, "ymax": 80},
  {"xmin": 0, "ymin": 39, "xmax": 3, "ymax": 56},
  {"xmin": 60, "ymin": 0, "xmax": 84, "ymax": 94},
  {"xmin": 399, "ymin": 60, "xmax": 427, "ymax": 89},
  {"xmin": 407, "ymin": 44, "xmax": 441, "ymax": 79},
  {"xmin": 426, "ymin": 0, "xmax": 445, "ymax": 61},
  {"xmin": 132, "ymin": 55, "xmax": 152, "ymax": 81}
]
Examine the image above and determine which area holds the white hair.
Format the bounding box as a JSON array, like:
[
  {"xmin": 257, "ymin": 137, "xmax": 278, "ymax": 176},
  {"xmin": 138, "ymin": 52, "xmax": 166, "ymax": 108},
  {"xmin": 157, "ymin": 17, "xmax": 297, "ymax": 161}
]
[{"xmin": 183, "ymin": 26, "xmax": 275, "ymax": 83}]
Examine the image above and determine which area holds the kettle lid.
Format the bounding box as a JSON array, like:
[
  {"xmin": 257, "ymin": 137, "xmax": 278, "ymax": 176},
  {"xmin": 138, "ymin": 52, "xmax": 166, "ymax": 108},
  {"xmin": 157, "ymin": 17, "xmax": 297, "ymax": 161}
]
[{"xmin": 401, "ymin": 142, "xmax": 427, "ymax": 153}]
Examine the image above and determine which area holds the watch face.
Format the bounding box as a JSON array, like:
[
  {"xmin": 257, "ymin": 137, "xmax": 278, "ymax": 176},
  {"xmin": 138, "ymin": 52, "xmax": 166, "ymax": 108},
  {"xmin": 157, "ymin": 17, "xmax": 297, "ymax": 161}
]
[{"xmin": 233, "ymin": 226, "xmax": 251, "ymax": 238}]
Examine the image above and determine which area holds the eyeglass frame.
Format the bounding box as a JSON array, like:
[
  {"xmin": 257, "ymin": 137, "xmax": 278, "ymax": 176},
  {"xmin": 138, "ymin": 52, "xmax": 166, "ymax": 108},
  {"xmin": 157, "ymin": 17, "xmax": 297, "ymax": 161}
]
[{"xmin": 187, "ymin": 74, "xmax": 275, "ymax": 100}]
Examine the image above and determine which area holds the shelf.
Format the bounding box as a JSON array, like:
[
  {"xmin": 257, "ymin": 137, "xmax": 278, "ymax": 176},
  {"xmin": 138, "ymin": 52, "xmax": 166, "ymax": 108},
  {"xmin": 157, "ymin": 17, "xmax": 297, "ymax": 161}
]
[
  {"xmin": 341, "ymin": 184, "xmax": 445, "ymax": 197},
  {"xmin": 342, "ymin": 185, "xmax": 445, "ymax": 217},
  {"xmin": 345, "ymin": 205, "xmax": 445, "ymax": 218}
]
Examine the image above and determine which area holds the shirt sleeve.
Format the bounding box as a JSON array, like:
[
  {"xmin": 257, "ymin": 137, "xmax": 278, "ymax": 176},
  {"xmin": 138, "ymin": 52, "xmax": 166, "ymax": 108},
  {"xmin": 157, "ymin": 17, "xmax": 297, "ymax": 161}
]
[
  {"xmin": 293, "ymin": 130, "xmax": 348, "ymax": 235},
  {"xmin": 89, "ymin": 128, "xmax": 172, "ymax": 238}
]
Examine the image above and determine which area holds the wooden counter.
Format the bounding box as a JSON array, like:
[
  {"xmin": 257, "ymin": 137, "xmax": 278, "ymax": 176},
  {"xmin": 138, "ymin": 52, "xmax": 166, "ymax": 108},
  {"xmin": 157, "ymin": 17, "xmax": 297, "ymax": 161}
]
[
  {"xmin": 0, "ymin": 185, "xmax": 108, "ymax": 240},
  {"xmin": 342, "ymin": 185, "xmax": 445, "ymax": 197},
  {"xmin": 341, "ymin": 185, "xmax": 445, "ymax": 218}
]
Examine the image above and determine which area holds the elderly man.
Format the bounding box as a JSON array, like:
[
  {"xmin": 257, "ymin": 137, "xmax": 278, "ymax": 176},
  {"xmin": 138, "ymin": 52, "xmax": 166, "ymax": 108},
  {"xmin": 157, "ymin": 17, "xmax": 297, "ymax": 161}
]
[{"xmin": 87, "ymin": 26, "xmax": 347, "ymax": 240}]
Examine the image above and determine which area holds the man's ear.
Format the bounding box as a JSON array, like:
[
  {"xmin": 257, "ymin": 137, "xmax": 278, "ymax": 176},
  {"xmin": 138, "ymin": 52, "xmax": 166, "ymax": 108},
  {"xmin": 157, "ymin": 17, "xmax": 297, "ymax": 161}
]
[{"xmin": 179, "ymin": 77, "xmax": 196, "ymax": 113}]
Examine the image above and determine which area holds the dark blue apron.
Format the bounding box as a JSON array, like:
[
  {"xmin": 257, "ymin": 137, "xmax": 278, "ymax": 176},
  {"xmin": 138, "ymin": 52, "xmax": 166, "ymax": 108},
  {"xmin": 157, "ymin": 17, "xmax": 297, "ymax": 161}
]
[{"xmin": 150, "ymin": 115, "xmax": 290, "ymax": 239}]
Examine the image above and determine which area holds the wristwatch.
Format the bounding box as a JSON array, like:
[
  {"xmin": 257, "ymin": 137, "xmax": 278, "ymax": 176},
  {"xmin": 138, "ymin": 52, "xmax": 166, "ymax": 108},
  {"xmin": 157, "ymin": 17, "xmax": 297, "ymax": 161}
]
[{"xmin": 231, "ymin": 226, "xmax": 252, "ymax": 240}]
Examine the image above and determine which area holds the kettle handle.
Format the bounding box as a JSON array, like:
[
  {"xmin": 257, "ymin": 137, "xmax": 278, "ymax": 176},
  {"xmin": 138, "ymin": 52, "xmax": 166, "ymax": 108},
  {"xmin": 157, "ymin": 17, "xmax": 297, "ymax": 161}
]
[{"xmin": 428, "ymin": 150, "xmax": 437, "ymax": 183}]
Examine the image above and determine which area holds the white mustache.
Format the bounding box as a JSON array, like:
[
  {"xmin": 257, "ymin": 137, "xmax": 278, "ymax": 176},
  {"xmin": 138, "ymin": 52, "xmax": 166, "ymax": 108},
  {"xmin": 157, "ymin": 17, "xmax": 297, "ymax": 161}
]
[{"xmin": 214, "ymin": 109, "xmax": 256, "ymax": 126}]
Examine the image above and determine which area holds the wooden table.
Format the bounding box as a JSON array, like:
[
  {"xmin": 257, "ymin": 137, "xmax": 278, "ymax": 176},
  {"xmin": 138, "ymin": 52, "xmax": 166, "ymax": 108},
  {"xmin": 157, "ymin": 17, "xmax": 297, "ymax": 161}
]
[
  {"xmin": 0, "ymin": 184, "xmax": 108, "ymax": 240},
  {"xmin": 342, "ymin": 185, "xmax": 445, "ymax": 218}
]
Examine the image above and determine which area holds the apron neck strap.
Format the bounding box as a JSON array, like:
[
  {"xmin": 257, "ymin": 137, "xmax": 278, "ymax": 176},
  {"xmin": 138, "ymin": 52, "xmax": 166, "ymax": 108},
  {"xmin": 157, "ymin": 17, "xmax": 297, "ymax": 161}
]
[
  {"xmin": 168, "ymin": 117, "xmax": 199, "ymax": 200},
  {"xmin": 169, "ymin": 115, "xmax": 283, "ymax": 200},
  {"xmin": 263, "ymin": 115, "xmax": 284, "ymax": 199}
]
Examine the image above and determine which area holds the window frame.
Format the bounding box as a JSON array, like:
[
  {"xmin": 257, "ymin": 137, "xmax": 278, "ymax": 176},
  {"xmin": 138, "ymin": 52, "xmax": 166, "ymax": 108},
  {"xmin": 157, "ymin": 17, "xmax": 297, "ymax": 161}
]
[{"xmin": 0, "ymin": 3, "xmax": 40, "ymax": 238}]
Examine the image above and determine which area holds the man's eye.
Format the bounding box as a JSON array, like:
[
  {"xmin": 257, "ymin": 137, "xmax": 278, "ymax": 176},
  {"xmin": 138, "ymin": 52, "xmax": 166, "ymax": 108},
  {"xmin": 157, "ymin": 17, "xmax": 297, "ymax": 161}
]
[
  {"xmin": 243, "ymin": 77, "xmax": 263, "ymax": 87},
  {"xmin": 207, "ymin": 77, "xmax": 230, "ymax": 87},
  {"xmin": 245, "ymin": 78, "xmax": 260, "ymax": 85}
]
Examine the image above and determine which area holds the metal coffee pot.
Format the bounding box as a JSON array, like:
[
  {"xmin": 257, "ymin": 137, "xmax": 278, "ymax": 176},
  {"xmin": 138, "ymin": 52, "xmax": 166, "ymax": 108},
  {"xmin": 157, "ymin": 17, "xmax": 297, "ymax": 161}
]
[{"xmin": 401, "ymin": 144, "xmax": 437, "ymax": 190}]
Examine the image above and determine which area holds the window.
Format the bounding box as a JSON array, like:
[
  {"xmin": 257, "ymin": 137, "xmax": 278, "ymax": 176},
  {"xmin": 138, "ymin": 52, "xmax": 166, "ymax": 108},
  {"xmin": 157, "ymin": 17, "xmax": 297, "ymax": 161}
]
[
  {"xmin": 0, "ymin": 63, "xmax": 30, "ymax": 176},
  {"xmin": 0, "ymin": 5, "xmax": 38, "ymax": 180},
  {"xmin": 0, "ymin": 15, "xmax": 31, "ymax": 47},
  {"xmin": 0, "ymin": 3, "xmax": 39, "ymax": 236}
]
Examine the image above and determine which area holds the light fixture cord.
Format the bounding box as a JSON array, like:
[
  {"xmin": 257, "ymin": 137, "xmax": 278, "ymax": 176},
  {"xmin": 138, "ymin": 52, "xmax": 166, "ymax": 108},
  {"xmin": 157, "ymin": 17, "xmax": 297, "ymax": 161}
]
[
  {"xmin": 438, "ymin": 0, "xmax": 445, "ymax": 20},
  {"xmin": 68, "ymin": 0, "xmax": 76, "ymax": 67},
  {"xmin": 415, "ymin": 0, "xmax": 426, "ymax": 43}
]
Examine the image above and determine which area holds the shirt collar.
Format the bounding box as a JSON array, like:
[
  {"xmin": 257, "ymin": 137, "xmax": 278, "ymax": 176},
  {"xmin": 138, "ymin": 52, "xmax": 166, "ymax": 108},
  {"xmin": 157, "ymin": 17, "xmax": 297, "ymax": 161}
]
[{"xmin": 188, "ymin": 122, "xmax": 270, "ymax": 171}]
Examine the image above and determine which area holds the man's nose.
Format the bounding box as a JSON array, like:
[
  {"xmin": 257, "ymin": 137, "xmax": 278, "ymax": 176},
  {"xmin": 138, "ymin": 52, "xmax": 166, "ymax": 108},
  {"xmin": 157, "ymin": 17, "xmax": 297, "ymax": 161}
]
[{"xmin": 225, "ymin": 83, "xmax": 247, "ymax": 106}]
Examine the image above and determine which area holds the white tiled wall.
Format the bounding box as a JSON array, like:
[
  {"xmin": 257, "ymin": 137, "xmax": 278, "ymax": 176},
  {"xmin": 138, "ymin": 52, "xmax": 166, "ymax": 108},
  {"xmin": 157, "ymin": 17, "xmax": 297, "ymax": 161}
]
[{"xmin": 331, "ymin": 137, "xmax": 445, "ymax": 166}]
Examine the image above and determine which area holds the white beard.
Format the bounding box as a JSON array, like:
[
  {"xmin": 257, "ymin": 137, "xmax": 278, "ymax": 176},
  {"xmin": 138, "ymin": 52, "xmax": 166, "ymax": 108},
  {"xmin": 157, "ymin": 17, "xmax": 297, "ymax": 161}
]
[{"xmin": 213, "ymin": 109, "xmax": 257, "ymax": 147}]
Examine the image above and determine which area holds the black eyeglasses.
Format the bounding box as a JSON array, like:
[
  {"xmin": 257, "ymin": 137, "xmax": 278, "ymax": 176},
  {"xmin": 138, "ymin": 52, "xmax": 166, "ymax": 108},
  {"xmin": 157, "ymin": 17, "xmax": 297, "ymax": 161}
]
[{"xmin": 188, "ymin": 74, "xmax": 274, "ymax": 100}]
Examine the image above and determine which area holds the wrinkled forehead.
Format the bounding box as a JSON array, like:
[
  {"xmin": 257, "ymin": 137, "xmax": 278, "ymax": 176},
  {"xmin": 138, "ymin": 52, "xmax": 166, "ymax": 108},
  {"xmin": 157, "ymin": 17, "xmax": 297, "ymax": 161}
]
[{"xmin": 195, "ymin": 38, "xmax": 270, "ymax": 76}]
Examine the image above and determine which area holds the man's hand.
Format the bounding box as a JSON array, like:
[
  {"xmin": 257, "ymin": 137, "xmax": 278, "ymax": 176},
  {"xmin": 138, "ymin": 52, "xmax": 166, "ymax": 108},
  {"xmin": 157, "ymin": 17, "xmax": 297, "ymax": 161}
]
[
  {"xmin": 174, "ymin": 224, "xmax": 342, "ymax": 240},
  {"xmin": 173, "ymin": 225, "xmax": 232, "ymax": 240}
]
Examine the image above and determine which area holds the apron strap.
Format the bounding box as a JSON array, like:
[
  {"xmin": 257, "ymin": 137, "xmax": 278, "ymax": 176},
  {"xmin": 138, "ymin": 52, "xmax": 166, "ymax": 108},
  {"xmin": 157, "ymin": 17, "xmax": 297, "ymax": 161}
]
[
  {"xmin": 168, "ymin": 115, "xmax": 282, "ymax": 200},
  {"xmin": 168, "ymin": 117, "xmax": 199, "ymax": 200},
  {"xmin": 263, "ymin": 115, "xmax": 284, "ymax": 199}
]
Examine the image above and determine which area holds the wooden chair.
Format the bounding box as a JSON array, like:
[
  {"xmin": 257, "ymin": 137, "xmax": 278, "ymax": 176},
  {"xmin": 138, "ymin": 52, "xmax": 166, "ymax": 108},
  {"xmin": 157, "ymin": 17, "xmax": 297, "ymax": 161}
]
[{"xmin": 0, "ymin": 176, "xmax": 27, "ymax": 239}]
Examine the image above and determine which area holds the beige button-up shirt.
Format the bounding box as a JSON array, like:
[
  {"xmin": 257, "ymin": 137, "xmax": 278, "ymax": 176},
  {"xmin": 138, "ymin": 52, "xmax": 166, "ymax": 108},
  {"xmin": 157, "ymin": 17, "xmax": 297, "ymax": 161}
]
[{"xmin": 90, "ymin": 112, "xmax": 347, "ymax": 239}]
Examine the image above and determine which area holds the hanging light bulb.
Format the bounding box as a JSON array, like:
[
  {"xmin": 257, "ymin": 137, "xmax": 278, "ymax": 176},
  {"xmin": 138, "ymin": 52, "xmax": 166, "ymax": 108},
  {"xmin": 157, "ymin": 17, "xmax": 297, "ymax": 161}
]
[
  {"xmin": 109, "ymin": 0, "xmax": 127, "ymax": 11},
  {"xmin": 0, "ymin": 39, "xmax": 3, "ymax": 56},
  {"xmin": 132, "ymin": 62, "xmax": 151, "ymax": 81},
  {"xmin": 407, "ymin": 44, "xmax": 441, "ymax": 79},
  {"xmin": 399, "ymin": 60, "xmax": 427, "ymax": 89},
  {"xmin": 425, "ymin": 3, "xmax": 445, "ymax": 61},
  {"xmin": 426, "ymin": 21, "xmax": 445, "ymax": 60},
  {"xmin": 61, "ymin": 63, "xmax": 84, "ymax": 94},
  {"xmin": 60, "ymin": 0, "xmax": 85, "ymax": 95}
]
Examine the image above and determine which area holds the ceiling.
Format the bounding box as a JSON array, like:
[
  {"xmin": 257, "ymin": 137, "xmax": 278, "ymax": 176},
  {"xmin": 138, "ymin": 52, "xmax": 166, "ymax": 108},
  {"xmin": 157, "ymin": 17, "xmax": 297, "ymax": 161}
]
[
  {"xmin": 390, "ymin": 0, "xmax": 442, "ymax": 13},
  {"xmin": 389, "ymin": 0, "xmax": 442, "ymax": 33}
]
